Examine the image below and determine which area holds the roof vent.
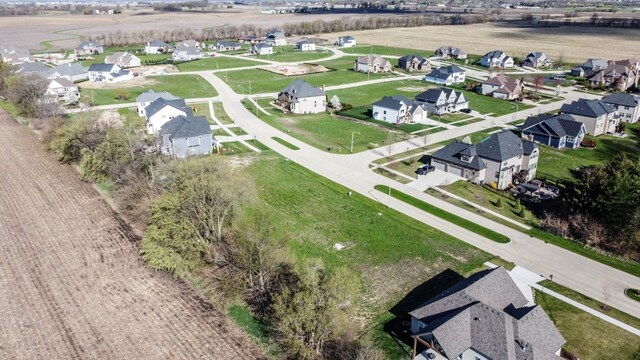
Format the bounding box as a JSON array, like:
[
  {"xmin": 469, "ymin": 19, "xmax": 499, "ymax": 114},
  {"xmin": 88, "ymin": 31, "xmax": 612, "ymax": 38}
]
[{"xmin": 473, "ymin": 317, "xmax": 481, "ymax": 322}]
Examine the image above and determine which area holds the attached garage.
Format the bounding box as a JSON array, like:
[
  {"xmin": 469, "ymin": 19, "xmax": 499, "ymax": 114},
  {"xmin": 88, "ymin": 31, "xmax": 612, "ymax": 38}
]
[
  {"xmin": 448, "ymin": 166, "xmax": 464, "ymax": 177},
  {"xmin": 433, "ymin": 161, "xmax": 447, "ymax": 172}
]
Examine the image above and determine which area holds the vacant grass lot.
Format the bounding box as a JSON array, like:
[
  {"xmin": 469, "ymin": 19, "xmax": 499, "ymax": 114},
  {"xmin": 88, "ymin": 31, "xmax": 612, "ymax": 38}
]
[
  {"xmin": 222, "ymin": 58, "xmax": 394, "ymax": 94},
  {"xmin": 176, "ymin": 56, "xmax": 263, "ymax": 71},
  {"xmin": 80, "ymin": 46, "xmax": 170, "ymax": 66},
  {"xmin": 340, "ymin": 44, "xmax": 433, "ymax": 59},
  {"xmin": 242, "ymin": 156, "xmax": 491, "ymax": 357},
  {"xmin": 249, "ymin": 99, "xmax": 410, "ymax": 153},
  {"xmin": 259, "ymin": 45, "xmax": 333, "ymax": 63},
  {"xmin": 82, "ymin": 75, "xmax": 217, "ymax": 106},
  {"xmin": 535, "ymin": 290, "xmax": 640, "ymax": 360}
]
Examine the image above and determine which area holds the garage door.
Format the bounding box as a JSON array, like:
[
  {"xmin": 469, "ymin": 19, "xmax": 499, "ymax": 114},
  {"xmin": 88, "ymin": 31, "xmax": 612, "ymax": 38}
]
[
  {"xmin": 433, "ymin": 161, "xmax": 447, "ymax": 172},
  {"xmin": 448, "ymin": 166, "xmax": 463, "ymax": 177}
]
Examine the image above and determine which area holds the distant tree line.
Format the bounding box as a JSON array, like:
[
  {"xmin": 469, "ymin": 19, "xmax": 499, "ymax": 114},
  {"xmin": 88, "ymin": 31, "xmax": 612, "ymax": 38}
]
[
  {"xmin": 509, "ymin": 14, "xmax": 640, "ymax": 28},
  {"xmin": 87, "ymin": 13, "xmax": 495, "ymax": 47}
]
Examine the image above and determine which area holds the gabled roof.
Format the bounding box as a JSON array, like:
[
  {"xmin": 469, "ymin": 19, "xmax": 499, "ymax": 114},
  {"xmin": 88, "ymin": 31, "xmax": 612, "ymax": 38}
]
[
  {"xmin": 76, "ymin": 41, "xmax": 102, "ymax": 49},
  {"xmin": 49, "ymin": 77, "xmax": 76, "ymax": 88},
  {"xmin": 51, "ymin": 62, "xmax": 88, "ymax": 76},
  {"xmin": 373, "ymin": 95, "xmax": 414, "ymax": 110},
  {"xmin": 177, "ymin": 40, "xmax": 198, "ymax": 47},
  {"xmin": 144, "ymin": 98, "xmax": 192, "ymax": 119},
  {"xmin": 427, "ymin": 65, "xmax": 465, "ymax": 80},
  {"xmin": 431, "ymin": 141, "xmax": 487, "ymax": 171},
  {"xmin": 525, "ymin": 52, "xmax": 547, "ymax": 62},
  {"xmin": 105, "ymin": 52, "xmax": 139, "ymax": 65},
  {"xmin": 296, "ymin": 40, "xmax": 314, "ymax": 45},
  {"xmin": 476, "ymin": 130, "xmax": 528, "ymax": 162},
  {"xmin": 136, "ymin": 90, "xmax": 179, "ymax": 104},
  {"xmin": 415, "ymin": 87, "xmax": 461, "ymax": 104},
  {"xmin": 174, "ymin": 45, "xmax": 201, "ymax": 55},
  {"xmin": 560, "ymin": 99, "xmax": 617, "ymax": 118},
  {"xmin": 15, "ymin": 62, "xmax": 50, "ymax": 74},
  {"xmin": 602, "ymin": 93, "xmax": 639, "ymax": 108},
  {"xmin": 483, "ymin": 50, "xmax": 507, "ymax": 59},
  {"xmin": 88, "ymin": 63, "xmax": 118, "ymax": 72},
  {"xmin": 147, "ymin": 39, "xmax": 172, "ymax": 47},
  {"xmin": 579, "ymin": 58, "xmax": 607, "ymax": 70},
  {"xmin": 484, "ymin": 75, "xmax": 520, "ymax": 93},
  {"xmin": 435, "ymin": 45, "xmax": 466, "ymax": 56},
  {"xmin": 521, "ymin": 113, "xmax": 583, "ymax": 139},
  {"xmin": 399, "ymin": 54, "xmax": 426, "ymax": 63},
  {"xmin": 254, "ymin": 43, "xmax": 272, "ymax": 49},
  {"xmin": 216, "ymin": 40, "xmax": 240, "ymax": 47},
  {"xmin": 160, "ymin": 115, "xmax": 211, "ymax": 139},
  {"xmin": 267, "ymin": 30, "xmax": 285, "ymax": 39},
  {"xmin": 356, "ymin": 54, "xmax": 390, "ymax": 67},
  {"xmin": 279, "ymin": 78, "xmax": 325, "ymax": 98},
  {"xmin": 338, "ymin": 35, "xmax": 355, "ymax": 41},
  {"xmin": 410, "ymin": 267, "xmax": 565, "ymax": 360}
]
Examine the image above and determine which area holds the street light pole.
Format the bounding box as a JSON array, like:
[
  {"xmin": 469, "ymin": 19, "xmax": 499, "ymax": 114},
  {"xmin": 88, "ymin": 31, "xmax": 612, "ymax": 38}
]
[{"xmin": 350, "ymin": 131, "xmax": 360, "ymax": 153}]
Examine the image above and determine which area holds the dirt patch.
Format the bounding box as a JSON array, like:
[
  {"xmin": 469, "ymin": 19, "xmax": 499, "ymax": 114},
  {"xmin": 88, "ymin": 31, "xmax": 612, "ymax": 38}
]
[
  {"xmin": 80, "ymin": 76, "xmax": 158, "ymax": 89},
  {"xmin": 263, "ymin": 63, "xmax": 330, "ymax": 76},
  {"xmin": 0, "ymin": 110, "xmax": 264, "ymax": 360}
]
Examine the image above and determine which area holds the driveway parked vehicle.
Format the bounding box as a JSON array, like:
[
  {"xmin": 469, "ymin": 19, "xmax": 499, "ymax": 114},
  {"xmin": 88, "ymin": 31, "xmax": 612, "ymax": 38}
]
[{"xmin": 416, "ymin": 164, "xmax": 435, "ymax": 175}]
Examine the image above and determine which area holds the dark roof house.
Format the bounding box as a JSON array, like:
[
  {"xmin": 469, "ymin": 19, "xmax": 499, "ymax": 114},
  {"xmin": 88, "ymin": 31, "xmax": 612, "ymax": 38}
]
[
  {"xmin": 520, "ymin": 113, "xmax": 586, "ymax": 149},
  {"xmin": 410, "ymin": 267, "xmax": 565, "ymax": 360},
  {"xmin": 145, "ymin": 98, "xmax": 192, "ymax": 119},
  {"xmin": 560, "ymin": 99, "xmax": 617, "ymax": 118}
]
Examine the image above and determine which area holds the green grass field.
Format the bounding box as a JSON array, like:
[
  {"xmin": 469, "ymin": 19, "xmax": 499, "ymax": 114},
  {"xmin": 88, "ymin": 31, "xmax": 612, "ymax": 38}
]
[
  {"xmin": 247, "ymin": 99, "xmax": 410, "ymax": 153},
  {"xmin": 535, "ymin": 290, "xmax": 640, "ymax": 360},
  {"xmin": 80, "ymin": 46, "xmax": 170, "ymax": 66},
  {"xmin": 212, "ymin": 102, "xmax": 234, "ymax": 124},
  {"xmin": 259, "ymin": 45, "xmax": 333, "ymax": 63},
  {"xmin": 221, "ymin": 58, "xmax": 395, "ymax": 94},
  {"xmin": 82, "ymin": 75, "xmax": 217, "ymax": 106},
  {"xmin": 340, "ymin": 45, "xmax": 433, "ymax": 59},
  {"xmin": 374, "ymin": 185, "xmax": 511, "ymax": 243},
  {"xmin": 175, "ymin": 56, "xmax": 263, "ymax": 71},
  {"xmin": 336, "ymin": 107, "xmax": 431, "ymax": 133}
]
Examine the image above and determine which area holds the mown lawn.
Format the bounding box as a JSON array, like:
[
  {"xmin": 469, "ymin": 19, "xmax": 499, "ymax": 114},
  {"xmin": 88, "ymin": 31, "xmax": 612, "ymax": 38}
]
[
  {"xmin": 327, "ymin": 79, "xmax": 432, "ymax": 107},
  {"xmin": 222, "ymin": 58, "xmax": 395, "ymax": 94},
  {"xmin": 81, "ymin": 75, "xmax": 217, "ymax": 106},
  {"xmin": 212, "ymin": 102, "xmax": 234, "ymax": 124},
  {"xmin": 336, "ymin": 106, "xmax": 432, "ymax": 133},
  {"xmin": 259, "ymin": 45, "xmax": 333, "ymax": 63},
  {"xmin": 175, "ymin": 56, "xmax": 263, "ymax": 71},
  {"xmin": 340, "ymin": 44, "xmax": 433, "ymax": 59},
  {"xmin": 535, "ymin": 290, "xmax": 640, "ymax": 360},
  {"xmin": 248, "ymin": 98, "xmax": 410, "ymax": 153},
  {"xmin": 81, "ymin": 46, "xmax": 170, "ymax": 66}
]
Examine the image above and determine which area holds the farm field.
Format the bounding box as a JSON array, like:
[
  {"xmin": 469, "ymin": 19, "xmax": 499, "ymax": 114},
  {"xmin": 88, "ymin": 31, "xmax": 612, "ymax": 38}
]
[
  {"xmin": 175, "ymin": 56, "xmax": 263, "ymax": 71},
  {"xmin": 334, "ymin": 23, "xmax": 640, "ymax": 62},
  {"xmin": 81, "ymin": 75, "xmax": 216, "ymax": 105},
  {"xmin": 222, "ymin": 58, "xmax": 395, "ymax": 94},
  {"xmin": 249, "ymin": 99, "xmax": 411, "ymax": 153},
  {"xmin": 340, "ymin": 44, "xmax": 433, "ymax": 58},
  {"xmin": 0, "ymin": 110, "xmax": 262, "ymax": 359}
]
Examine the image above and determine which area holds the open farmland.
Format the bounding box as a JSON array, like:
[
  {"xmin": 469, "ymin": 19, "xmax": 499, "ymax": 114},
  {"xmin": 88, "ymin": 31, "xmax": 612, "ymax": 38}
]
[
  {"xmin": 0, "ymin": 110, "xmax": 262, "ymax": 360},
  {"xmin": 334, "ymin": 23, "xmax": 640, "ymax": 62}
]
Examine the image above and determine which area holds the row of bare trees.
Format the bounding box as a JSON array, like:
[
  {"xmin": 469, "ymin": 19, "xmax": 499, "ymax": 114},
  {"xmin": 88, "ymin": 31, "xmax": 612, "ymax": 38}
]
[{"xmin": 88, "ymin": 13, "xmax": 495, "ymax": 47}]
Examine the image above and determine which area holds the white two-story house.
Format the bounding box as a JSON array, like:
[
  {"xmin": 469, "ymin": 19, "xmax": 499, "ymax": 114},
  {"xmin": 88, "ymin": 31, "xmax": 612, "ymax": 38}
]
[
  {"xmin": 276, "ymin": 79, "xmax": 326, "ymax": 114},
  {"xmin": 144, "ymin": 98, "xmax": 193, "ymax": 134},
  {"xmin": 480, "ymin": 50, "xmax": 514, "ymax": 68},
  {"xmin": 423, "ymin": 66, "xmax": 466, "ymax": 86},
  {"xmin": 372, "ymin": 95, "xmax": 427, "ymax": 124},
  {"xmin": 414, "ymin": 88, "xmax": 469, "ymax": 116}
]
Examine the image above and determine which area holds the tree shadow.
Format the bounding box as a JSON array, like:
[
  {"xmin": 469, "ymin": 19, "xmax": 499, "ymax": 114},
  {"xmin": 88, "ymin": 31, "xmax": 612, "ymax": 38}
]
[{"xmin": 381, "ymin": 269, "xmax": 465, "ymax": 355}]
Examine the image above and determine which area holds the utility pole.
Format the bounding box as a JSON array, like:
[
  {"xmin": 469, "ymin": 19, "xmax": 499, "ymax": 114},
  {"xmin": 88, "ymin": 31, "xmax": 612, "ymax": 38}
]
[{"xmin": 350, "ymin": 131, "xmax": 360, "ymax": 153}]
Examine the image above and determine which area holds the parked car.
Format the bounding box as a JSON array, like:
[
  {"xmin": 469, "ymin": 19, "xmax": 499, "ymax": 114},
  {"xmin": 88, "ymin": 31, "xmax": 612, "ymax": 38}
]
[
  {"xmin": 416, "ymin": 164, "xmax": 435, "ymax": 175},
  {"xmin": 460, "ymin": 108, "xmax": 472, "ymax": 114}
]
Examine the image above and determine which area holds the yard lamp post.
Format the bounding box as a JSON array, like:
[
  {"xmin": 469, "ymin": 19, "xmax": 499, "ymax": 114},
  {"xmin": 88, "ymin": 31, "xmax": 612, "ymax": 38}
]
[{"xmin": 350, "ymin": 131, "xmax": 360, "ymax": 153}]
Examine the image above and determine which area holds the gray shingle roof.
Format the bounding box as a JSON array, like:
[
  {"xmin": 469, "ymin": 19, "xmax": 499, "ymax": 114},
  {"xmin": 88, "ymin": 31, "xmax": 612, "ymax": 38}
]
[
  {"xmin": 217, "ymin": 41, "xmax": 240, "ymax": 47},
  {"xmin": 436, "ymin": 45, "xmax": 466, "ymax": 56},
  {"xmin": 51, "ymin": 62, "xmax": 88, "ymax": 76},
  {"xmin": 338, "ymin": 36, "xmax": 354, "ymax": 41},
  {"xmin": 49, "ymin": 77, "xmax": 76, "ymax": 88},
  {"xmin": 15, "ymin": 62, "xmax": 50, "ymax": 74},
  {"xmin": 136, "ymin": 90, "xmax": 179, "ymax": 104},
  {"xmin": 410, "ymin": 267, "xmax": 565, "ymax": 360},
  {"xmin": 602, "ymin": 93, "xmax": 638, "ymax": 108},
  {"xmin": 373, "ymin": 95, "xmax": 414, "ymax": 110},
  {"xmin": 476, "ymin": 130, "xmax": 529, "ymax": 162},
  {"xmin": 415, "ymin": 87, "xmax": 460, "ymax": 103},
  {"xmin": 160, "ymin": 115, "xmax": 211, "ymax": 139},
  {"xmin": 88, "ymin": 63, "xmax": 118, "ymax": 72},
  {"xmin": 147, "ymin": 40, "xmax": 172, "ymax": 48},
  {"xmin": 431, "ymin": 141, "xmax": 487, "ymax": 171},
  {"xmin": 560, "ymin": 99, "xmax": 617, "ymax": 118},
  {"xmin": 144, "ymin": 98, "xmax": 192, "ymax": 119},
  {"xmin": 279, "ymin": 78, "xmax": 325, "ymax": 99},
  {"xmin": 399, "ymin": 54, "xmax": 426, "ymax": 63},
  {"xmin": 521, "ymin": 113, "xmax": 583, "ymax": 139}
]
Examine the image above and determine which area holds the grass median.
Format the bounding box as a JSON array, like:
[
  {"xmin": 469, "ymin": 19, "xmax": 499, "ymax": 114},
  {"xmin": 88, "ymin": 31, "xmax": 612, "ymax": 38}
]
[{"xmin": 374, "ymin": 185, "xmax": 510, "ymax": 244}]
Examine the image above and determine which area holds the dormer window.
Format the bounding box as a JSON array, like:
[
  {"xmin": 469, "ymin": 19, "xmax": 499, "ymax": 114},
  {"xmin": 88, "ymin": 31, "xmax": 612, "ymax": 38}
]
[{"xmin": 461, "ymin": 155, "xmax": 471, "ymax": 162}]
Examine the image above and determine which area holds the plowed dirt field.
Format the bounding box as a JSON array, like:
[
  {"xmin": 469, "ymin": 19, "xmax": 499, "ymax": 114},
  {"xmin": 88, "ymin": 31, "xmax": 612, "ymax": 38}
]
[{"xmin": 0, "ymin": 110, "xmax": 263, "ymax": 359}]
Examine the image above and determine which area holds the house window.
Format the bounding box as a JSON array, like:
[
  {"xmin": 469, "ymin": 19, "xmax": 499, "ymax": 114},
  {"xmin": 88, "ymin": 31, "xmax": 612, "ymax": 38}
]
[
  {"xmin": 460, "ymin": 155, "xmax": 470, "ymax": 162},
  {"xmin": 495, "ymin": 171, "xmax": 500, "ymax": 178},
  {"xmin": 567, "ymin": 136, "xmax": 574, "ymax": 143},
  {"xmin": 383, "ymin": 110, "xmax": 387, "ymax": 115},
  {"xmin": 187, "ymin": 137, "xmax": 201, "ymax": 147}
]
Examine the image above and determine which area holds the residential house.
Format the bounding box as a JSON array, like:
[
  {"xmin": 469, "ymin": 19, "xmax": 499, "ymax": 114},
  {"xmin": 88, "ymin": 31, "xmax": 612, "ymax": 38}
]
[
  {"xmin": 176, "ymin": 40, "xmax": 201, "ymax": 49},
  {"xmin": 136, "ymin": 90, "xmax": 180, "ymax": 117},
  {"xmin": 172, "ymin": 45, "xmax": 203, "ymax": 61},
  {"xmin": 570, "ymin": 58, "xmax": 608, "ymax": 78},
  {"xmin": 430, "ymin": 130, "xmax": 538, "ymax": 189},
  {"xmin": 414, "ymin": 88, "xmax": 469, "ymax": 116},
  {"xmin": 372, "ymin": 95, "xmax": 427, "ymax": 124},
  {"xmin": 296, "ymin": 40, "xmax": 316, "ymax": 52},
  {"xmin": 602, "ymin": 93, "xmax": 639, "ymax": 123},
  {"xmin": 15, "ymin": 62, "xmax": 50, "ymax": 76},
  {"xmin": 560, "ymin": 98, "xmax": 619, "ymax": 136},
  {"xmin": 159, "ymin": 115, "xmax": 214, "ymax": 158},
  {"xmin": 588, "ymin": 59, "xmax": 639, "ymax": 91},
  {"xmin": 266, "ymin": 30, "xmax": 287, "ymax": 46},
  {"xmin": 354, "ymin": 55, "xmax": 391, "ymax": 73},
  {"xmin": 335, "ymin": 36, "xmax": 356, "ymax": 48},
  {"xmin": 480, "ymin": 50, "xmax": 514, "ymax": 68},
  {"xmin": 521, "ymin": 51, "xmax": 552, "ymax": 68},
  {"xmin": 145, "ymin": 97, "xmax": 193, "ymax": 134},
  {"xmin": 45, "ymin": 78, "xmax": 79, "ymax": 102},
  {"xmin": 520, "ymin": 113, "xmax": 586, "ymax": 149},
  {"xmin": 410, "ymin": 267, "xmax": 565, "ymax": 360},
  {"xmin": 214, "ymin": 41, "xmax": 241, "ymax": 51},
  {"xmin": 47, "ymin": 62, "xmax": 89, "ymax": 82},
  {"xmin": 74, "ymin": 41, "xmax": 104, "ymax": 56},
  {"xmin": 276, "ymin": 79, "xmax": 326, "ymax": 114},
  {"xmin": 87, "ymin": 63, "xmax": 133, "ymax": 83},
  {"xmin": 398, "ymin": 55, "xmax": 432, "ymax": 72},
  {"xmin": 1, "ymin": 46, "xmax": 34, "ymax": 65},
  {"xmin": 251, "ymin": 43, "xmax": 273, "ymax": 56},
  {"xmin": 423, "ymin": 65, "xmax": 465, "ymax": 85},
  {"xmin": 434, "ymin": 45, "xmax": 467, "ymax": 60},
  {"xmin": 145, "ymin": 40, "xmax": 174, "ymax": 54},
  {"xmin": 480, "ymin": 75, "xmax": 523, "ymax": 100},
  {"xmin": 105, "ymin": 52, "xmax": 141, "ymax": 68}
]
